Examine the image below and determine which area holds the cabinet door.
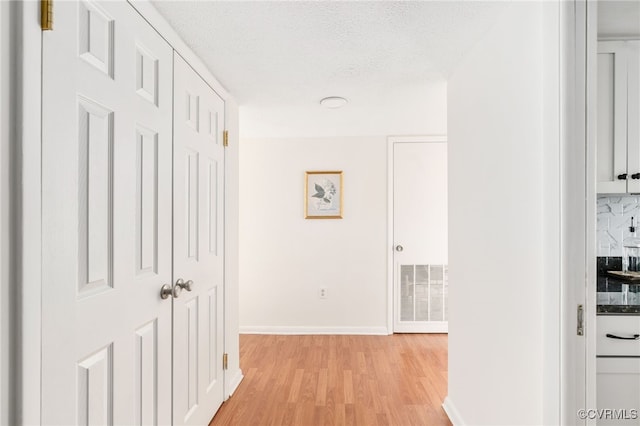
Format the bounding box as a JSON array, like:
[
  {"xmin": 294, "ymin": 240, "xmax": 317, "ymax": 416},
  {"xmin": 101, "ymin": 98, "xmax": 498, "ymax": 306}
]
[
  {"xmin": 597, "ymin": 358, "xmax": 640, "ymax": 425},
  {"xmin": 628, "ymin": 42, "xmax": 640, "ymax": 192},
  {"xmin": 598, "ymin": 41, "xmax": 628, "ymax": 193}
]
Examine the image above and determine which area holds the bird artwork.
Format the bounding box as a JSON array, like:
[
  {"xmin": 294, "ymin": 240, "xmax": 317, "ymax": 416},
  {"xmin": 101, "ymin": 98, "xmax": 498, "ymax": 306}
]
[
  {"xmin": 311, "ymin": 179, "xmax": 336, "ymax": 210},
  {"xmin": 312, "ymin": 183, "xmax": 332, "ymax": 204},
  {"xmin": 305, "ymin": 172, "xmax": 343, "ymax": 219}
]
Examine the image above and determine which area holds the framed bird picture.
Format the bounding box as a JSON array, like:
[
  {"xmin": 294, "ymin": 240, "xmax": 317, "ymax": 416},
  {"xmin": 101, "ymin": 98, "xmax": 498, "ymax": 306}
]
[{"xmin": 304, "ymin": 171, "xmax": 343, "ymax": 219}]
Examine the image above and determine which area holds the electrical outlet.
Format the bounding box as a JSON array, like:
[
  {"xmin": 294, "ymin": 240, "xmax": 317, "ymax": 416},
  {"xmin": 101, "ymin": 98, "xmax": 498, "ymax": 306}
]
[{"xmin": 319, "ymin": 287, "xmax": 328, "ymax": 299}]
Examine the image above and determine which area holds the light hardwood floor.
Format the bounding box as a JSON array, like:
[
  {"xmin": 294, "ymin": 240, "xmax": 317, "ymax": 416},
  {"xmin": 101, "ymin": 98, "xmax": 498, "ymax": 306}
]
[{"xmin": 210, "ymin": 334, "xmax": 451, "ymax": 426}]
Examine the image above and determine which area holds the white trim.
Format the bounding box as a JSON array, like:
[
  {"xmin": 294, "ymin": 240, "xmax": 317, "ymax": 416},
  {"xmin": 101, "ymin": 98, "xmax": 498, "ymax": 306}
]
[
  {"xmin": 585, "ymin": 0, "xmax": 598, "ymax": 420},
  {"xmin": 558, "ymin": 1, "xmax": 592, "ymax": 424},
  {"xmin": 386, "ymin": 135, "xmax": 447, "ymax": 335},
  {"xmin": 223, "ymin": 98, "xmax": 243, "ymax": 399},
  {"xmin": 598, "ymin": 36, "xmax": 640, "ymax": 41},
  {"xmin": 225, "ymin": 368, "xmax": 244, "ymax": 398},
  {"xmin": 239, "ymin": 326, "xmax": 389, "ymax": 335},
  {"xmin": 542, "ymin": 1, "xmax": 562, "ymax": 424},
  {"xmin": 442, "ymin": 397, "xmax": 465, "ymax": 426},
  {"xmin": 387, "ymin": 138, "xmax": 394, "ymax": 334},
  {"xmin": 16, "ymin": 1, "xmax": 42, "ymax": 424},
  {"xmin": 0, "ymin": 3, "xmax": 11, "ymax": 425}
]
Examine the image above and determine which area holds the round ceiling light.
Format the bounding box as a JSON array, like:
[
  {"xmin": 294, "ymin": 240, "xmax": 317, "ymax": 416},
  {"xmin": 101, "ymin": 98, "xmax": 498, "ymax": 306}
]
[{"xmin": 320, "ymin": 96, "xmax": 348, "ymax": 109}]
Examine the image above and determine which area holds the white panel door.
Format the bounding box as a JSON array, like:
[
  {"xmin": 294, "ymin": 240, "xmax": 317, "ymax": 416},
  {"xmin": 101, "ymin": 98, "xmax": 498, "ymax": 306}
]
[
  {"xmin": 173, "ymin": 54, "xmax": 226, "ymax": 426},
  {"xmin": 42, "ymin": 1, "xmax": 173, "ymax": 424},
  {"xmin": 393, "ymin": 140, "xmax": 448, "ymax": 333}
]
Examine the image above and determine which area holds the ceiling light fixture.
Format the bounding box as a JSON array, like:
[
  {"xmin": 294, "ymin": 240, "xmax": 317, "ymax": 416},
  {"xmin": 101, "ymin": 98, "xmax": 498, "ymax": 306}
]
[{"xmin": 320, "ymin": 96, "xmax": 348, "ymax": 109}]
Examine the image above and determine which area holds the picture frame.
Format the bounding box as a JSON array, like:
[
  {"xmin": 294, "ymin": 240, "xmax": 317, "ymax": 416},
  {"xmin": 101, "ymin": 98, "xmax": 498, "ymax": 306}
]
[{"xmin": 304, "ymin": 171, "xmax": 343, "ymax": 219}]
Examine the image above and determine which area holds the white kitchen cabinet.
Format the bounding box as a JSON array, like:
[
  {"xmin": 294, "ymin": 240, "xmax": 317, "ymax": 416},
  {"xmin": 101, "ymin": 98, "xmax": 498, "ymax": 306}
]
[
  {"xmin": 597, "ymin": 315, "xmax": 640, "ymax": 356},
  {"xmin": 597, "ymin": 358, "xmax": 640, "ymax": 425},
  {"xmin": 597, "ymin": 41, "xmax": 640, "ymax": 193},
  {"xmin": 597, "ymin": 316, "xmax": 640, "ymax": 425}
]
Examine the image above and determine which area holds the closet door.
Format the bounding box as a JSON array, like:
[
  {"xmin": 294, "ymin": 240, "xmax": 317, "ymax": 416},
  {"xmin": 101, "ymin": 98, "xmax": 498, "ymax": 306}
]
[
  {"xmin": 41, "ymin": 1, "xmax": 173, "ymax": 424},
  {"xmin": 173, "ymin": 54, "xmax": 226, "ymax": 425}
]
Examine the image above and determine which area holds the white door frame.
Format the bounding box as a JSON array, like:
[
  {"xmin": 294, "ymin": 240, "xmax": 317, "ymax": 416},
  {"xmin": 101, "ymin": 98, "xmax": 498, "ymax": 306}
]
[
  {"xmin": 12, "ymin": 2, "xmax": 43, "ymax": 423},
  {"xmin": 584, "ymin": 0, "xmax": 598, "ymax": 422},
  {"xmin": 11, "ymin": 1, "xmax": 242, "ymax": 423},
  {"xmin": 387, "ymin": 135, "xmax": 447, "ymax": 334},
  {"xmin": 0, "ymin": 3, "xmax": 11, "ymax": 424},
  {"xmin": 559, "ymin": 0, "xmax": 596, "ymax": 423}
]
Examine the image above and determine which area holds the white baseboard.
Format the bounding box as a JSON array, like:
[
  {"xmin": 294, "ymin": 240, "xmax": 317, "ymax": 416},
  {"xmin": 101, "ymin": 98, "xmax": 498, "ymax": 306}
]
[
  {"xmin": 225, "ymin": 368, "xmax": 244, "ymax": 399},
  {"xmin": 442, "ymin": 396, "xmax": 465, "ymax": 426},
  {"xmin": 239, "ymin": 326, "xmax": 390, "ymax": 335}
]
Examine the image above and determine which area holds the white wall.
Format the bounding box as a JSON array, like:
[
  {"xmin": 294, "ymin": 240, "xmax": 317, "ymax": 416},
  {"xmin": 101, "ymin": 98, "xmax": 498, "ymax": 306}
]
[
  {"xmin": 446, "ymin": 2, "xmax": 560, "ymax": 425},
  {"xmin": 239, "ymin": 136, "xmax": 390, "ymax": 333}
]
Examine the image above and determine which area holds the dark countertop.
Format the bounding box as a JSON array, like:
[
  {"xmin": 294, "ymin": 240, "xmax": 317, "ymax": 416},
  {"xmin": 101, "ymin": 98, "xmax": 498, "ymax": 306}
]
[{"xmin": 597, "ymin": 305, "xmax": 640, "ymax": 315}]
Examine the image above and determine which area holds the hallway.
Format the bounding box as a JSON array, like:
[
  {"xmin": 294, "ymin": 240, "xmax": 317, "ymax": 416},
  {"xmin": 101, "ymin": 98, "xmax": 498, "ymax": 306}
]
[{"xmin": 210, "ymin": 334, "xmax": 450, "ymax": 426}]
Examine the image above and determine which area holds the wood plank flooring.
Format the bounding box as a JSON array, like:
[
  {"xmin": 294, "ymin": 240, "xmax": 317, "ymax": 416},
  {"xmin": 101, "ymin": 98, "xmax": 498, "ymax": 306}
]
[{"xmin": 210, "ymin": 334, "xmax": 451, "ymax": 426}]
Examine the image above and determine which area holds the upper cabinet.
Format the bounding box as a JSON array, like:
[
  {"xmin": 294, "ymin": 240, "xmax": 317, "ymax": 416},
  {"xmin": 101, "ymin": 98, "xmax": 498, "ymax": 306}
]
[{"xmin": 597, "ymin": 41, "xmax": 640, "ymax": 193}]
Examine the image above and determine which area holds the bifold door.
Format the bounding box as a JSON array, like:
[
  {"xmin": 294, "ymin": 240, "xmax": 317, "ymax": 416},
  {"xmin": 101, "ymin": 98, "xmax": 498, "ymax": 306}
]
[
  {"xmin": 42, "ymin": 1, "xmax": 225, "ymax": 424},
  {"xmin": 172, "ymin": 54, "xmax": 226, "ymax": 426},
  {"xmin": 42, "ymin": 1, "xmax": 174, "ymax": 423}
]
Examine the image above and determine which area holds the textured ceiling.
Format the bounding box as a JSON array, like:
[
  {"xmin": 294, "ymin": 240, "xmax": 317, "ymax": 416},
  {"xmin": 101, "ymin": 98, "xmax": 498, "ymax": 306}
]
[{"xmin": 152, "ymin": 1, "xmax": 510, "ymax": 137}]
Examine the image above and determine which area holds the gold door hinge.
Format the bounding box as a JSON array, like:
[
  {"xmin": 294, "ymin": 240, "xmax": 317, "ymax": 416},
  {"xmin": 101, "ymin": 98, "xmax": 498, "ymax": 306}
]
[
  {"xmin": 223, "ymin": 130, "xmax": 229, "ymax": 147},
  {"xmin": 41, "ymin": 0, "xmax": 53, "ymax": 31},
  {"xmin": 222, "ymin": 353, "xmax": 228, "ymax": 370}
]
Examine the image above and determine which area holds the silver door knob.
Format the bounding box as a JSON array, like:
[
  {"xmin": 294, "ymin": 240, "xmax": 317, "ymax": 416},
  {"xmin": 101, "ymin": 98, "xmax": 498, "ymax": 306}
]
[
  {"xmin": 395, "ymin": 245, "xmax": 404, "ymax": 252},
  {"xmin": 160, "ymin": 283, "xmax": 182, "ymax": 299},
  {"xmin": 176, "ymin": 278, "xmax": 194, "ymax": 292}
]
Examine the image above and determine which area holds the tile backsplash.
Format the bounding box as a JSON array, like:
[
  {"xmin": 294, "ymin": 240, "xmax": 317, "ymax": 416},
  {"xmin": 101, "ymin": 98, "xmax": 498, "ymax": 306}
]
[{"xmin": 598, "ymin": 195, "xmax": 640, "ymax": 256}]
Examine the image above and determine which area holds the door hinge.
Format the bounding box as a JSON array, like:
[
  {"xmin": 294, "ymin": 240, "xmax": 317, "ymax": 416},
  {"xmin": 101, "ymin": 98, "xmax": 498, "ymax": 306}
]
[
  {"xmin": 41, "ymin": 0, "xmax": 53, "ymax": 31},
  {"xmin": 223, "ymin": 130, "xmax": 229, "ymax": 147},
  {"xmin": 577, "ymin": 304, "xmax": 584, "ymax": 336},
  {"xmin": 222, "ymin": 353, "xmax": 228, "ymax": 370}
]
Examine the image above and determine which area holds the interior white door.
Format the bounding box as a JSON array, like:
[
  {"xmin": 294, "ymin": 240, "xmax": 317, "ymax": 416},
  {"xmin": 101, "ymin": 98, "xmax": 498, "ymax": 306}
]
[
  {"xmin": 172, "ymin": 54, "xmax": 226, "ymax": 426},
  {"xmin": 41, "ymin": 1, "xmax": 173, "ymax": 424},
  {"xmin": 392, "ymin": 140, "xmax": 448, "ymax": 333}
]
